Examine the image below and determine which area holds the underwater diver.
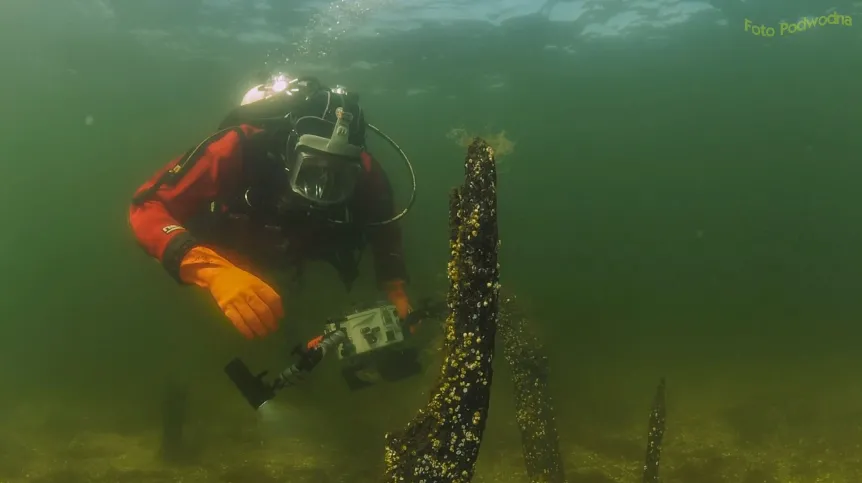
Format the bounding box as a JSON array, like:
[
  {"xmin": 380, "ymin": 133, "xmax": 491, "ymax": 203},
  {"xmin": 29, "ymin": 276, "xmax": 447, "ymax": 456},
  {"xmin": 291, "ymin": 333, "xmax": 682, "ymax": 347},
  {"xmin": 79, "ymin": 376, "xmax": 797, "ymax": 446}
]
[{"xmin": 128, "ymin": 74, "xmax": 414, "ymax": 339}]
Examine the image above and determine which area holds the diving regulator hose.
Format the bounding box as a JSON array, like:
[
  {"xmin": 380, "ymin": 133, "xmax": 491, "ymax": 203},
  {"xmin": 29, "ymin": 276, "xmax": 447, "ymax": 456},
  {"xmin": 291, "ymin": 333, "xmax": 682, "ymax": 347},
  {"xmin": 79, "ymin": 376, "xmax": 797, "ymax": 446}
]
[{"xmin": 350, "ymin": 122, "xmax": 416, "ymax": 227}]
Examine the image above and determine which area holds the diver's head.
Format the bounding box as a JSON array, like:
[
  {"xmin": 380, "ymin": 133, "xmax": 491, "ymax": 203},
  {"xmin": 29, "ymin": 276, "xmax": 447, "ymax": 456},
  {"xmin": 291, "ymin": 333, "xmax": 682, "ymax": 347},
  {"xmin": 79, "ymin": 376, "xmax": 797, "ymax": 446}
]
[{"xmin": 240, "ymin": 73, "xmax": 369, "ymax": 211}]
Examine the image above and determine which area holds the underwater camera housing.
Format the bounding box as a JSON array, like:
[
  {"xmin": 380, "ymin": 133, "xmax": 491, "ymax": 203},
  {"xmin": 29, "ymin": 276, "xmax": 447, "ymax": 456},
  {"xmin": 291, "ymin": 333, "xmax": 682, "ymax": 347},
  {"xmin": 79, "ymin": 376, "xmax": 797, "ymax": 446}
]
[
  {"xmin": 225, "ymin": 302, "xmax": 428, "ymax": 410},
  {"xmin": 326, "ymin": 303, "xmax": 422, "ymax": 391}
]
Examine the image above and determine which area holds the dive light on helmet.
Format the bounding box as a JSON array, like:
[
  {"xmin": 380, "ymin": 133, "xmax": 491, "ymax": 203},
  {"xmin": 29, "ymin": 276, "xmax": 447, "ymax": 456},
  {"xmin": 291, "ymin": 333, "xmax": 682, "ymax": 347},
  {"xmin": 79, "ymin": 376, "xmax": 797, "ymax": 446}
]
[
  {"xmin": 240, "ymin": 72, "xmax": 302, "ymax": 106},
  {"xmin": 270, "ymin": 73, "xmax": 292, "ymax": 94}
]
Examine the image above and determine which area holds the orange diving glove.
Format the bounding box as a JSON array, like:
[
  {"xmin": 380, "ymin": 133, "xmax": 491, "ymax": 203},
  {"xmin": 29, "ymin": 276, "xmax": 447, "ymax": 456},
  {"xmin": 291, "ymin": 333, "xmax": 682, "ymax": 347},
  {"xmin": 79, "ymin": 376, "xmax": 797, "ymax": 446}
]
[
  {"xmin": 179, "ymin": 246, "xmax": 283, "ymax": 339},
  {"xmin": 384, "ymin": 279, "xmax": 412, "ymax": 320}
]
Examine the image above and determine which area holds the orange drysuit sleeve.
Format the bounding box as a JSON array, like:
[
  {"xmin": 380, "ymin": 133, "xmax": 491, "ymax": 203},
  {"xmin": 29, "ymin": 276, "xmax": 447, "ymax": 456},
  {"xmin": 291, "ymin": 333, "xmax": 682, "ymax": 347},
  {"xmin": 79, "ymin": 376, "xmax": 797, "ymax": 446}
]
[{"xmin": 128, "ymin": 125, "xmax": 261, "ymax": 281}]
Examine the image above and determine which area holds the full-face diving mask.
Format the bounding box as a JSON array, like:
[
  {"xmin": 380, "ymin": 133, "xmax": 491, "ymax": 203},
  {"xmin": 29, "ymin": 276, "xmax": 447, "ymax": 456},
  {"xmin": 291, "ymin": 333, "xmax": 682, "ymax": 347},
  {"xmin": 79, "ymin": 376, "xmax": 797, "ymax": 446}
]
[
  {"xmin": 288, "ymin": 107, "xmax": 364, "ymax": 207},
  {"xmin": 236, "ymin": 73, "xmax": 416, "ymax": 224}
]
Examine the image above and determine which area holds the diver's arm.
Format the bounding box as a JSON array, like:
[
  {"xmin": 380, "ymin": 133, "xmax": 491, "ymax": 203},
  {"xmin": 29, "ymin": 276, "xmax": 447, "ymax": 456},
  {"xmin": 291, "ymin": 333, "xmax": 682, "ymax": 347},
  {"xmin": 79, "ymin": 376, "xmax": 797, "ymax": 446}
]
[{"xmin": 128, "ymin": 126, "xmax": 260, "ymax": 281}]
